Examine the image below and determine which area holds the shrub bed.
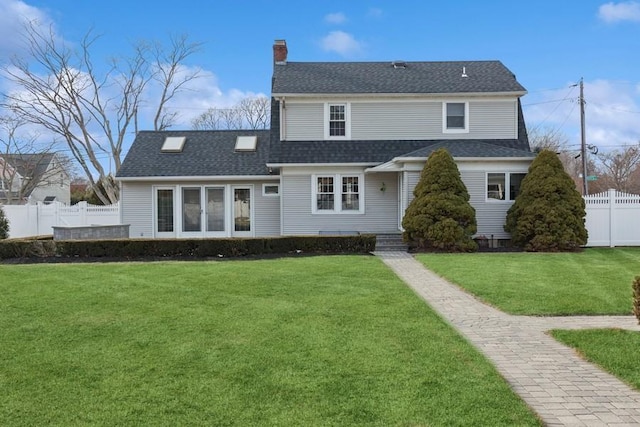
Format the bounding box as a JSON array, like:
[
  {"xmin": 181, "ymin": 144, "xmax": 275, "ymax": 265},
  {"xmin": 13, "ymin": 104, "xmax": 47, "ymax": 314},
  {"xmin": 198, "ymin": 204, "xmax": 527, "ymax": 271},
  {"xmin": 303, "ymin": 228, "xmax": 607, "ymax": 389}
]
[{"xmin": 0, "ymin": 235, "xmax": 376, "ymax": 261}]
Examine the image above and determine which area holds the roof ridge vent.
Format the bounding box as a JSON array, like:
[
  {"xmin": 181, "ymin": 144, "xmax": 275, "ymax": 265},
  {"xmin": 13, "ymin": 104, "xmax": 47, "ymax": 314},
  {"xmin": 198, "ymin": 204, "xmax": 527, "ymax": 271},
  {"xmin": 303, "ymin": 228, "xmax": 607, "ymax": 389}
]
[{"xmin": 392, "ymin": 60, "xmax": 406, "ymax": 69}]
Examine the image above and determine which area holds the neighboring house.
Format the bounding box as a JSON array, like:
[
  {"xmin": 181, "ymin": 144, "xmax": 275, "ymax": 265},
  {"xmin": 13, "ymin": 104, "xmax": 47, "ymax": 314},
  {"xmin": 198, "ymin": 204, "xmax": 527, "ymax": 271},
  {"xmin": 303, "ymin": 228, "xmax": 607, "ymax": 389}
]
[
  {"xmin": 0, "ymin": 153, "xmax": 71, "ymax": 205},
  {"xmin": 116, "ymin": 40, "xmax": 535, "ymax": 241}
]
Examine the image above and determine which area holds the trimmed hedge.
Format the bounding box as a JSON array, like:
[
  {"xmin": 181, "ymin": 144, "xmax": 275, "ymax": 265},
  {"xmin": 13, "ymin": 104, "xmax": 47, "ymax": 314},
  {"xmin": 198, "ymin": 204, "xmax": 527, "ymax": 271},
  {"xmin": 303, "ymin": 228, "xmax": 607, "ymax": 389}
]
[{"xmin": 0, "ymin": 235, "xmax": 376, "ymax": 261}]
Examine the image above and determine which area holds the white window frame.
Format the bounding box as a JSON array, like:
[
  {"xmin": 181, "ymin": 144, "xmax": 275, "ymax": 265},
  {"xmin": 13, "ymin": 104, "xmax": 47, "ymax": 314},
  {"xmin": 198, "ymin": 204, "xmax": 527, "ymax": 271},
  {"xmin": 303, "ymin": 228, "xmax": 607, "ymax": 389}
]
[
  {"xmin": 262, "ymin": 183, "xmax": 280, "ymax": 197},
  {"xmin": 486, "ymin": 172, "xmax": 526, "ymax": 202},
  {"xmin": 312, "ymin": 174, "xmax": 364, "ymax": 214},
  {"xmin": 153, "ymin": 186, "xmax": 177, "ymax": 238},
  {"xmin": 324, "ymin": 103, "xmax": 351, "ymax": 140},
  {"xmin": 442, "ymin": 101, "xmax": 469, "ymax": 134}
]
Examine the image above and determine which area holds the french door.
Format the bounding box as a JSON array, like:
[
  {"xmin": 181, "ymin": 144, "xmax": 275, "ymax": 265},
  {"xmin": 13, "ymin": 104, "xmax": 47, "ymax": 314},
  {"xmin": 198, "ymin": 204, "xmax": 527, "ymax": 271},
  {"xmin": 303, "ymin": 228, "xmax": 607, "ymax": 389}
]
[{"xmin": 156, "ymin": 185, "xmax": 253, "ymax": 237}]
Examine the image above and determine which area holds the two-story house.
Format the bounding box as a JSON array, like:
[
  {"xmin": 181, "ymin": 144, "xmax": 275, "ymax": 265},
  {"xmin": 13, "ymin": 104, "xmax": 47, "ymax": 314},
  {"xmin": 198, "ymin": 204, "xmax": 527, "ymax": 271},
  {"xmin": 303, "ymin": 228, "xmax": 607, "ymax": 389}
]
[
  {"xmin": 116, "ymin": 40, "xmax": 535, "ymax": 241},
  {"xmin": 0, "ymin": 153, "xmax": 71, "ymax": 205}
]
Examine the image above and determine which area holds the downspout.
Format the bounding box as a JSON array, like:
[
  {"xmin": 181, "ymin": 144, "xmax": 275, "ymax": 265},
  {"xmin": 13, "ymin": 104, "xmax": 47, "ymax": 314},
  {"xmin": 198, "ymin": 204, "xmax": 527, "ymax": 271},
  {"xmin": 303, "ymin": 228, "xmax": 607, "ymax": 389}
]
[{"xmin": 279, "ymin": 97, "xmax": 286, "ymax": 141}]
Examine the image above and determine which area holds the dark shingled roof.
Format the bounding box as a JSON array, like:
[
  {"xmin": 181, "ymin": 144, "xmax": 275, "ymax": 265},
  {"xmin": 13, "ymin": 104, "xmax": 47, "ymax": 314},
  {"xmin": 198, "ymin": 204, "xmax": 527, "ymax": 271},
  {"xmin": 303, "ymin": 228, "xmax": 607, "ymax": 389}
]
[
  {"xmin": 117, "ymin": 130, "xmax": 271, "ymax": 178},
  {"xmin": 272, "ymin": 61, "xmax": 526, "ymax": 95},
  {"xmin": 269, "ymin": 139, "xmax": 534, "ymax": 165}
]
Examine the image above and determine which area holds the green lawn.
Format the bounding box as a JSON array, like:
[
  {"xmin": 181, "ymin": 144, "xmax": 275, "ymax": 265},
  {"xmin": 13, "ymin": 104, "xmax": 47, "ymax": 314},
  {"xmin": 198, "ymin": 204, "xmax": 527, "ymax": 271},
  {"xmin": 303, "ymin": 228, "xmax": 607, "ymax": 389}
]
[
  {"xmin": 551, "ymin": 329, "xmax": 640, "ymax": 391},
  {"xmin": 0, "ymin": 256, "xmax": 540, "ymax": 426},
  {"xmin": 416, "ymin": 248, "xmax": 640, "ymax": 315}
]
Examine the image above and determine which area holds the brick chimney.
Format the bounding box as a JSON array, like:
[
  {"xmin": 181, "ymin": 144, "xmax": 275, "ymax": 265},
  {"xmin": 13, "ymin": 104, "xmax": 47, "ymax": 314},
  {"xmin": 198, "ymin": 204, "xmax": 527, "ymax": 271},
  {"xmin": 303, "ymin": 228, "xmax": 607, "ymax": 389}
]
[{"xmin": 273, "ymin": 40, "xmax": 288, "ymax": 64}]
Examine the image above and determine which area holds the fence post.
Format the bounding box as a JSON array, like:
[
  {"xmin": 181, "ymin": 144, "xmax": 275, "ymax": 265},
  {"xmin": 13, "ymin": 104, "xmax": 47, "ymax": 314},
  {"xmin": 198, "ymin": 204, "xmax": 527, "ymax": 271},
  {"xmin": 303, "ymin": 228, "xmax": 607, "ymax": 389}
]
[{"xmin": 608, "ymin": 188, "xmax": 615, "ymax": 248}]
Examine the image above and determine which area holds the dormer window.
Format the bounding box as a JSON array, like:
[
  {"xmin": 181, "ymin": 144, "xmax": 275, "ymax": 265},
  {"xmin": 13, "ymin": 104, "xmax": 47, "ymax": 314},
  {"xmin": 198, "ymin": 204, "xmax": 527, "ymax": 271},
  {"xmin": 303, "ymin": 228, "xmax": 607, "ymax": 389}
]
[
  {"xmin": 443, "ymin": 102, "xmax": 469, "ymax": 133},
  {"xmin": 325, "ymin": 103, "xmax": 350, "ymax": 139}
]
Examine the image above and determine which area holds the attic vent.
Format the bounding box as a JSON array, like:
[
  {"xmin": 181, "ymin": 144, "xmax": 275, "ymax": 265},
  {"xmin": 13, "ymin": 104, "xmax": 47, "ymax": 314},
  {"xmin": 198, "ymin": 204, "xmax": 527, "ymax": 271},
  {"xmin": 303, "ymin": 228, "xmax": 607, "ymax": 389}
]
[
  {"xmin": 235, "ymin": 136, "xmax": 257, "ymax": 152},
  {"xmin": 392, "ymin": 60, "xmax": 406, "ymax": 69},
  {"xmin": 161, "ymin": 136, "xmax": 186, "ymax": 152}
]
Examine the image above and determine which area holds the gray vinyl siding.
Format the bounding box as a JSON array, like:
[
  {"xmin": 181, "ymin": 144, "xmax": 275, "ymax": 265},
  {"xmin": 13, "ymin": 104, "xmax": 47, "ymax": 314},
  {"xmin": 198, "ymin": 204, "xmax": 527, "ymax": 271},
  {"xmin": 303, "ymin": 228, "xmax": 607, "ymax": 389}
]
[
  {"xmin": 281, "ymin": 172, "xmax": 399, "ymax": 235},
  {"xmin": 401, "ymin": 170, "xmax": 513, "ymax": 239},
  {"xmin": 120, "ymin": 180, "xmax": 280, "ymax": 238},
  {"xmin": 285, "ymin": 103, "xmax": 324, "ymax": 140},
  {"xmin": 120, "ymin": 182, "xmax": 153, "ymax": 238},
  {"xmin": 283, "ymin": 99, "xmax": 517, "ymax": 141},
  {"xmin": 351, "ymin": 102, "xmax": 440, "ymax": 139},
  {"xmin": 254, "ymin": 185, "xmax": 280, "ymax": 237},
  {"xmin": 461, "ymin": 171, "xmax": 512, "ymax": 239},
  {"xmin": 468, "ymin": 101, "xmax": 517, "ymax": 139}
]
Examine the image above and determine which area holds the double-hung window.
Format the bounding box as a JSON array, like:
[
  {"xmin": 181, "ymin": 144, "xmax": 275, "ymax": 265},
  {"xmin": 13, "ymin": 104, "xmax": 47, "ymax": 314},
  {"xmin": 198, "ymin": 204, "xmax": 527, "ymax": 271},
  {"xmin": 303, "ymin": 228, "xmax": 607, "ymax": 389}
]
[
  {"xmin": 325, "ymin": 103, "xmax": 350, "ymax": 139},
  {"xmin": 443, "ymin": 102, "xmax": 469, "ymax": 133},
  {"xmin": 316, "ymin": 177, "xmax": 335, "ymax": 210},
  {"xmin": 314, "ymin": 174, "xmax": 363, "ymax": 213},
  {"xmin": 487, "ymin": 173, "xmax": 526, "ymax": 201}
]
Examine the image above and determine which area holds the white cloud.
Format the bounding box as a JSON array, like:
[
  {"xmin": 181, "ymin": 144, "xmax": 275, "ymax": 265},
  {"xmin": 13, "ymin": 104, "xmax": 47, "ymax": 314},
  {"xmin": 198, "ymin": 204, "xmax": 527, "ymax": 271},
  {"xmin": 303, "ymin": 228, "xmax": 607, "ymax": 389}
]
[
  {"xmin": 324, "ymin": 12, "xmax": 346, "ymax": 25},
  {"xmin": 0, "ymin": 0, "xmax": 54, "ymax": 57},
  {"xmin": 524, "ymin": 79, "xmax": 640, "ymax": 151},
  {"xmin": 598, "ymin": 1, "xmax": 640, "ymax": 23},
  {"xmin": 141, "ymin": 66, "xmax": 268, "ymax": 129},
  {"xmin": 320, "ymin": 31, "xmax": 364, "ymax": 57}
]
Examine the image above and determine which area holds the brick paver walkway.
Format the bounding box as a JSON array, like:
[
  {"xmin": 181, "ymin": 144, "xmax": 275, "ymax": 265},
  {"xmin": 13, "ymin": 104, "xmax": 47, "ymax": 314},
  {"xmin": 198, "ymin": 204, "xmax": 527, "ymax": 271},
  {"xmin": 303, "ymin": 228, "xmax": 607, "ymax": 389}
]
[{"xmin": 376, "ymin": 251, "xmax": 640, "ymax": 426}]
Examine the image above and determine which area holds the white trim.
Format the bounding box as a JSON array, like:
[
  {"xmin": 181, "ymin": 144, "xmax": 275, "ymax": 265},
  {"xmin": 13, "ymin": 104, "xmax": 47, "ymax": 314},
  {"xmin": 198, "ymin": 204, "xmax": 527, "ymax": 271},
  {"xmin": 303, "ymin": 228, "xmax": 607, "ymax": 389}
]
[
  {"xmin": 485, "ymin": 172, "xmax": 527, "ymax": 202},
  {"xmin": 153, "ymin": 186, "xmax": 176, "ymax": 238},
  {"xmin": 324, "ymin": 102, "xmax": 351, "ymax": 140},
  {"xmin": 272, "ymin": 91, "xmax": 528, "ymax": 98},
  {"xmin": 311, "ymin": 173, "xmax": 365, "ymax": 215},
  {"xmin": 262, "ymin": 183, "xmax": 280, "ymax": 197},
  {"xmin": 231, "ymin": 185, "xmax": 254, "ymax": 237},
  {"xmin": 117, "ymin": 175, "xmax": 278, "ymax": 182},
  {"xmin": 267, "ymin": 163, "xmax": 377, "ymax": 168},
  {"xmin": 442, "ymin": 101, "xmax": 469, "ymax": 134}
]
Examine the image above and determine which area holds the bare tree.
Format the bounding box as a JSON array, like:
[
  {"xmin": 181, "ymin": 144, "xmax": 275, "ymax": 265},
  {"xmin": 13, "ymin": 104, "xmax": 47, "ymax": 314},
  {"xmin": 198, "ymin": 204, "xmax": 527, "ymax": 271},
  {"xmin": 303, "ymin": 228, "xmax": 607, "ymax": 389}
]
[
  {"xmin": 595, "ymin": 143, "xmax": 640, "ymax": 193},
  {"xmin": 1, "ymin": 23, "xmax": 201, "ymax": 204},
  {"xmin": 237, "ymin": 96, "xmax": 270, "ymax": 129},
  {"xmin": 190, "ymin": 96, "xmax": 270, "ymax": 130},
  {"xmin": 0, "ymin": 115, "xmax": 73, "ymax": 204}
]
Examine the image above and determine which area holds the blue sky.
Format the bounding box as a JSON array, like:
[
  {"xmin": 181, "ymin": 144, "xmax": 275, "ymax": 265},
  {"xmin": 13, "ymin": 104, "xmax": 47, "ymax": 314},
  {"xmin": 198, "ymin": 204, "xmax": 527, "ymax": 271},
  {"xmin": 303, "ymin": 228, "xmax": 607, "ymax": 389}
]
[{"xmin": 1, "ymin": 0, "xmax": 639, "ymax": 157}]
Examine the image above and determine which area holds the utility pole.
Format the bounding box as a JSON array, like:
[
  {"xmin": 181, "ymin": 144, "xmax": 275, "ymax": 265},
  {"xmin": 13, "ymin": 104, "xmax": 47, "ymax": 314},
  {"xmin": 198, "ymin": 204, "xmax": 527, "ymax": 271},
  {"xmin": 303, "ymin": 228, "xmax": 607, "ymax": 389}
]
[{"xmin": 579, "ymin": 78, "xmax": 588, "ymax": 195}]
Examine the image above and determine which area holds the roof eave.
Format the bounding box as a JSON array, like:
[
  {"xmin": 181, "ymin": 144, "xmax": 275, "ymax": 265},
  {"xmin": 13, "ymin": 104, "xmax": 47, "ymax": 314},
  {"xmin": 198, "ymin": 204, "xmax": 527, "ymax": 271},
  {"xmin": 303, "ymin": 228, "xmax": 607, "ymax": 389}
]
[
  {"xmin": 266, "ymin": 162, "xmax": 379, "ymax": 168},
  {"xmin": 272, "ymin": 91, "xmax": 527, "ymax": 98},
  {"xmin": 116, "ymin": 175, "xmax": 279, "ymax": 182}
]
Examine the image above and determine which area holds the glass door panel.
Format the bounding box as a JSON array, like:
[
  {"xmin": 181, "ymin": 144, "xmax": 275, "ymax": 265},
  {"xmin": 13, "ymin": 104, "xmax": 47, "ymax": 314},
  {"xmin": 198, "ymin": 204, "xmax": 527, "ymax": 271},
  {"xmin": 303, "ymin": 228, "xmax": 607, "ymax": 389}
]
[
  {"xmin": 233, "ymin": 188, "xmax": 251, "ymax": 234},
  {"xmin": 206, "ymin": 187, "xmax": 225, "ymax": 232},
  {"xmin": 182, "ymin": 187, "xmax": 202, "ymax": 232},
  {"xmin": 156, "ymin": 188, "xmax": 174, "ymax": 235}
]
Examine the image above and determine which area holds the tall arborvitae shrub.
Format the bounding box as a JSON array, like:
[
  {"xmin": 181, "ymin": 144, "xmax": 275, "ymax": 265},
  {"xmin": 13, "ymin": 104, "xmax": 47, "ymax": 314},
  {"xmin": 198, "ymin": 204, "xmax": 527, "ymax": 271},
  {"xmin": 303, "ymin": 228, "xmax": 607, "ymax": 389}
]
[
  {"xmin": 633, "ymin": 276, "xmax": 640, "ymax": 325},
  {"xmin": 402, "ymin": 148, "xmax": 477, "ymax": 252},
  {"xmin": 0, "ymin": 207, "xmax": 9, "ymax": 239},
  {"xmin": 505, "ymin": 149, "xmax": 587, "ymax": 251}
]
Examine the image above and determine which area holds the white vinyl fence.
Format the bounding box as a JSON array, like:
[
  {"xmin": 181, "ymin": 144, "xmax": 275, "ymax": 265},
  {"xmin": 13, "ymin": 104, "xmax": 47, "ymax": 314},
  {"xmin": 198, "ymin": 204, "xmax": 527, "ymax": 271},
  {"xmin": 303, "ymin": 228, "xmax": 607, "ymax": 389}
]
[
  {"xmin": 2, "ymin": 201, "xmax": 120, "ymax": 239},
  {"xmin": 584, "ymin": 189, "xmax": 640, "ymax": 247}
]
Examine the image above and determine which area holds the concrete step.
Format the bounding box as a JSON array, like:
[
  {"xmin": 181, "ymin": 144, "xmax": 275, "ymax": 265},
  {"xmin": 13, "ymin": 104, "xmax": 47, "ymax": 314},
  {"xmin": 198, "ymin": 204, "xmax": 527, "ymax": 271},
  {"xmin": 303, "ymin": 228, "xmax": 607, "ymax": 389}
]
[{"xmin": 375, "ymin": 234, "xmax": 408, "ymax": 252}]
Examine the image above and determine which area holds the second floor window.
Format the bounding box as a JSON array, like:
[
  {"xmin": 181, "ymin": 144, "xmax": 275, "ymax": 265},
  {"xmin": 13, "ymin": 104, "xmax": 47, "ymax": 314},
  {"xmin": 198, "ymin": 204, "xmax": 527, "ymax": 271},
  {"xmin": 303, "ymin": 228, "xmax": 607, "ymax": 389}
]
[
  {"xmin": 329, "ymin": 104, "xmax": 346, "ymax": 136},
  {"xmin": 443, "ymin": 102, "xmax": 469, "ymax": 133}
]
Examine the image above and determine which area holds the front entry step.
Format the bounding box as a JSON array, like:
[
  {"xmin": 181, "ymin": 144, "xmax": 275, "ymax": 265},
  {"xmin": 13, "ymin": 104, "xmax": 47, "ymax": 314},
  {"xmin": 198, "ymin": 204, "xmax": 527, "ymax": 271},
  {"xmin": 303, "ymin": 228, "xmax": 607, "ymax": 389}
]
[{"xmin": 375, "ymin": 234, "xmax": 408, "ymax": 252}]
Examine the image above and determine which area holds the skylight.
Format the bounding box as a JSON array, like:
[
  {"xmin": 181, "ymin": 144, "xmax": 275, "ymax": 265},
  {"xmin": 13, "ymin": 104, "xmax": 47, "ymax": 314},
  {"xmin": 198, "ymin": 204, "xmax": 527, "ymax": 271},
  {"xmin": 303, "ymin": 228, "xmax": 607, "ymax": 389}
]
[
  {"xmin": 235, "ymin": 136, "xmax": 258, "ymax": 152},
  {"xmin": 161, "ymin": 136, "xmax": 186, "ymax": 152}
]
